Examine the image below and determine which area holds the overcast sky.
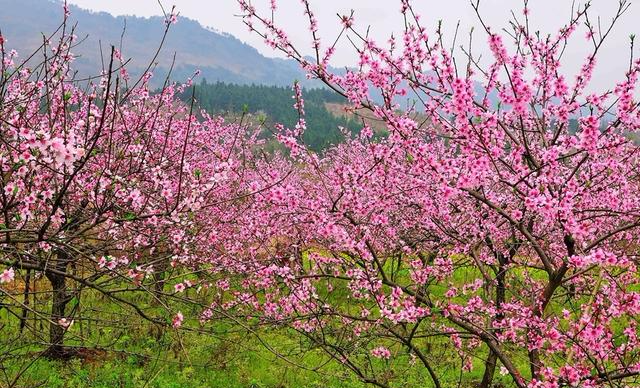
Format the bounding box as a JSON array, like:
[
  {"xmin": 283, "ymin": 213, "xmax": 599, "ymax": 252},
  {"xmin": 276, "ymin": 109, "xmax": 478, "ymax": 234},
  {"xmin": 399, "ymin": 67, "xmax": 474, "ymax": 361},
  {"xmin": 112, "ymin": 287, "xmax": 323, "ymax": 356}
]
[{"xmin": 67, "ymin": 0, "xmax": 640, "ymax": 91}]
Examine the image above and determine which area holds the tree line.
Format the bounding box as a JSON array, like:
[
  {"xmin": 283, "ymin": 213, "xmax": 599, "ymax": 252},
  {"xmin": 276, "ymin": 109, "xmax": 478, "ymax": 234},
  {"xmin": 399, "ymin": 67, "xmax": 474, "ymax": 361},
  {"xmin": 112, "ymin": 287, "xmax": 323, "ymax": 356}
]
[{"xmin": 180, "ymin": 80, "xmax": 363, "ymax": 151}]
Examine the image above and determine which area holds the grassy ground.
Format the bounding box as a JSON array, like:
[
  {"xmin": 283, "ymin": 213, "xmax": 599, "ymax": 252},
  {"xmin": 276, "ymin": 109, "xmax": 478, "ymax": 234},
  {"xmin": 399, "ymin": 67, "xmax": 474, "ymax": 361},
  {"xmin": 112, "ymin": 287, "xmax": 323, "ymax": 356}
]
[
  {"xmin": 4, "ymin": 342, "xmax": 364, "ymax": 388},
  {"xmin": 0, "ymin": 282, "xmax": 368, "ymax": 388},
  {"xmin": 2, "ymin": 321, "xmax": 367, "ymax": 388},
  {"xmin": 0, "ymin": 261, "xmax": 529, "ymax": 388}
]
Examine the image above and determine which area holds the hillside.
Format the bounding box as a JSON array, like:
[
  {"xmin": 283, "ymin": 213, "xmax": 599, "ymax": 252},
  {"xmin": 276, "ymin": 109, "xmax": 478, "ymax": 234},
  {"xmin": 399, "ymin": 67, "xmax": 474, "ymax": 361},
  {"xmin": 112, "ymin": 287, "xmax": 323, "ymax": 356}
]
[
  {"xmin": 0, "ymin": 0, "xmax": 311, "ymax": 87},
  {"xmin": 183, "ymin": 81, "xmax": 363, "ymax": 151}
]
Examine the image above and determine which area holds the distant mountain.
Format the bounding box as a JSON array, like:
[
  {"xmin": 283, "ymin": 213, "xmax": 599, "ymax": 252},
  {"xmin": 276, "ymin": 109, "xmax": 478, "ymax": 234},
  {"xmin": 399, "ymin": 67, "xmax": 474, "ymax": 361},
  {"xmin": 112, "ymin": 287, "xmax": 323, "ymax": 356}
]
[{"xmin": 0, "ymin": 0, "xmax": 313, "ymax": 87}]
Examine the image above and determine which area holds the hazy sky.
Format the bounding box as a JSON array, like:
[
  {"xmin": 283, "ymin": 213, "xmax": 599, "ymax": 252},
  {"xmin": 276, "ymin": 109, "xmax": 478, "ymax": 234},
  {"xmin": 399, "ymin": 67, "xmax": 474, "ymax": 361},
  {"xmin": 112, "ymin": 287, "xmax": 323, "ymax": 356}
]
[{"xmin": 67, "ymin": 0, "xmax": 640, "ymax": 91}]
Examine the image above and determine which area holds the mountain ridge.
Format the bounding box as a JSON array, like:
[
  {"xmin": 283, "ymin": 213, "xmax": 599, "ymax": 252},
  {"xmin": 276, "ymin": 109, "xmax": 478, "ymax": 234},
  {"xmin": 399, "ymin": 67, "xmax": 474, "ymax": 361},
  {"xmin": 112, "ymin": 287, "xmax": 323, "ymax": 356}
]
[{"xmin": 0, "ymin": 0, "xmax": 314, "ymax": 87}]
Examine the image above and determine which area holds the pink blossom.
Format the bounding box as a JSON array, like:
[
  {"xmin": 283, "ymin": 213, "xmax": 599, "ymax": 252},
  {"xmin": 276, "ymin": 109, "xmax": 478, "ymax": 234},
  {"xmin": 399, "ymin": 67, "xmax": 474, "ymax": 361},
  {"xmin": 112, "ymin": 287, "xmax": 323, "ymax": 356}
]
[
  {"xmin": 58, "ymin": 318, "xmax": 73, "ymax": 328},
  {"xmin": 370, "ymin": 346, "xmax": 391, "ymax": 359},
  {"xmin": 0, "ymin": 268, "xmax": 15, "ymax": 283},
  {"xmin": 172, "ymin": 312, "xmax": 184, "ymax": 328}
]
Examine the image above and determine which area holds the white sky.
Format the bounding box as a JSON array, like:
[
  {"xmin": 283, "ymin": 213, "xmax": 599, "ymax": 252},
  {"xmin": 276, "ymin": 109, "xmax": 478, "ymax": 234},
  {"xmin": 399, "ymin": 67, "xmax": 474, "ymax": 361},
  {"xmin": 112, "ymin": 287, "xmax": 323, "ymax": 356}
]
[{"xmin": 67, "ymin": 0, "xmax": 640, "ymax": 91}]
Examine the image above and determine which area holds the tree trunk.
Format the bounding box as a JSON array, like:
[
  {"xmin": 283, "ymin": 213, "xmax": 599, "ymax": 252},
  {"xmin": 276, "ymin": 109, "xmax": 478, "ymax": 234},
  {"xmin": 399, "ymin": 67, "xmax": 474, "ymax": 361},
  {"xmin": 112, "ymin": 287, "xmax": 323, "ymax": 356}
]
[
  {"xmin": 152, "ymin": 255, "xmax": 169, "ymax": 304},
  {"xmin": 480, "ymin": 251, "xmax": 507, "ymax": 388},
  {"xmin": 153, "ymin": 267, "xmax": 166, "ymax": 294},
  {"xmin": 480, "ymin": 351, "xmax": 498, "ymax": 388},
  {"xmin": 44, "ymin": 252, "xmax": 71, "ymax": 358},
  {"xmin": 528, "ymin": 349, "xmax": 541, "ymax": 380},
  {"xmin": 19, "ymin": 268, "xmax": 31, "ymax": 333}
]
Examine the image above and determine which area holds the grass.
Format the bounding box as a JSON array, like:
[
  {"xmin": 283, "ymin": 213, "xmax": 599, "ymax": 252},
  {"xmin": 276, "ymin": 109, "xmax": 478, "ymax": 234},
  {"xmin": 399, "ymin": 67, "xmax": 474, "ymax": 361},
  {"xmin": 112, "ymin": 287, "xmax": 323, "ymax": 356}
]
[
  {"xmin": 1, "ymin": 253, "xmax": 594, "ymax": 388},
  {"xmin": 0, "ymin": 278, "xmax": 369, "ymax": 388},
  {"xmin": 2, "ymin": 320, "xmax": 368, "ymax": 388}
]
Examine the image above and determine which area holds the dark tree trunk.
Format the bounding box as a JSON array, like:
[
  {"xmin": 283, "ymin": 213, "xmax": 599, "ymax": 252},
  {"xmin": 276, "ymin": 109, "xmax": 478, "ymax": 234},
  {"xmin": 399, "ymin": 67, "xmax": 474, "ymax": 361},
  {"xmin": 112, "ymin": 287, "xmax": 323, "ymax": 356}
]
[
  {"xmin": 480, "ymin": 251, "xmax": 507, "ymax": 388},
  {"xmin": 481, "ymin": 351, "xmax": 498, "ymax": 388},
  {"xmin": 152, "ymin": 254, "xmax": 170, "ymax": 303},
  {"xmin": 153, "ymin": 266, "xmax": 166, "ymax": 294},
  {"xmin": 150, "ymin": 242, "xmax": 172, "ymax": 302},
  {"xmin": 528, "ymin": 349, "xmax": 541, "ymax": 380},
  {"xmin": 44, "ymin": 252, "xmax": 71, "ymax": 358},
  {"xmin": 19, "ymin": 268, "xmax": 31, "ymax": 333}
]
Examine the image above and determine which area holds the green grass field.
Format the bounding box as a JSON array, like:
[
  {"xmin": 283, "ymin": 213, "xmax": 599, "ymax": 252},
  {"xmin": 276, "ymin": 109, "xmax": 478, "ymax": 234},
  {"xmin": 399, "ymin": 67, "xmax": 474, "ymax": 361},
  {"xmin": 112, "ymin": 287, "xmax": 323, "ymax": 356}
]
[
  {"xmin": 1, "ymin": 307, "xmax": 367, "ymax": 388},
  {"xmin": 0, "ymin": 259, "xmax": 552, "ymax": 388},
  {"xmin": 0, "ymin": 278, "xmax": 371, "ymax": 388}
]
